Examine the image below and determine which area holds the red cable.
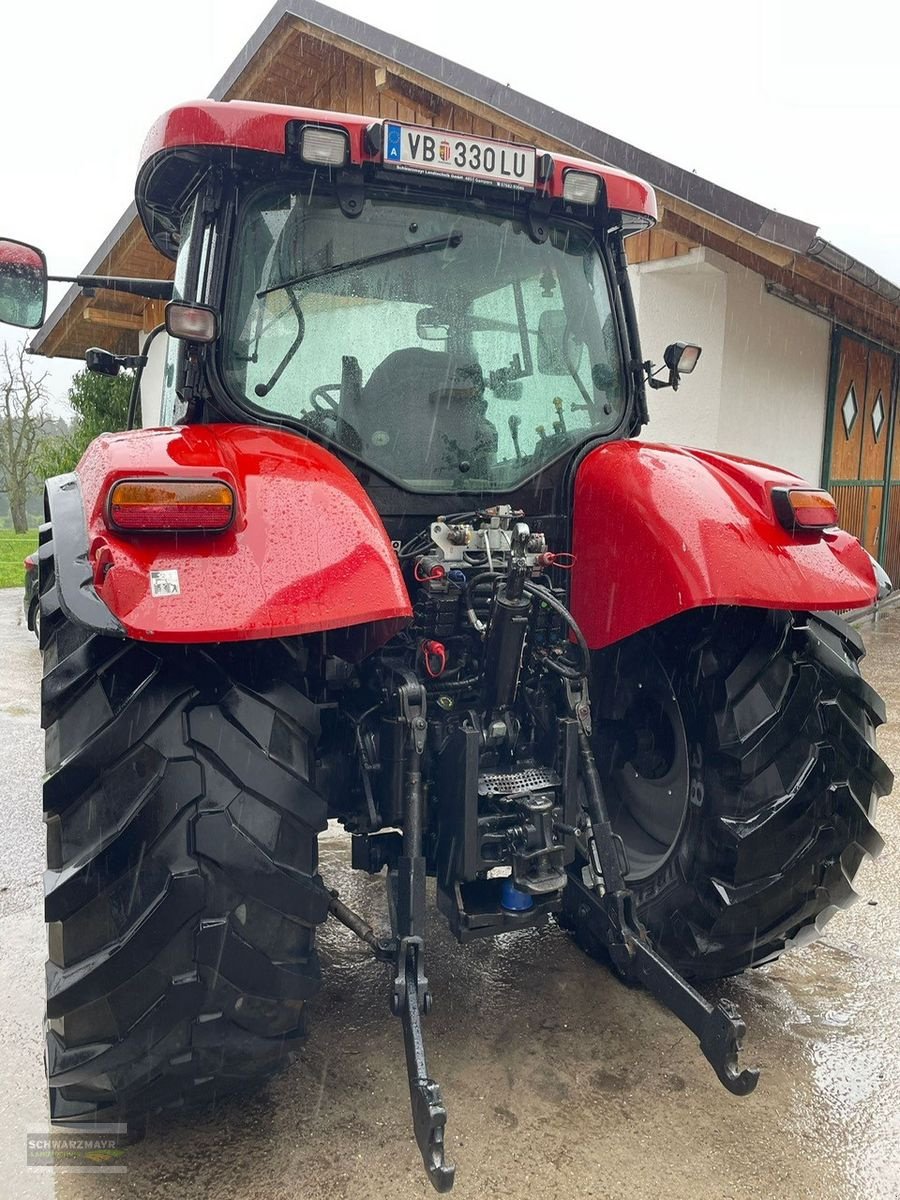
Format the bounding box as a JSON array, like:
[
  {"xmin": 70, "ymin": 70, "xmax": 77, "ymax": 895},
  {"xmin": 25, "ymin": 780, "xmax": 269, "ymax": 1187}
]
[{"xmin": 422, "ymin": 640, "xmax": 447, "ymax": 678}]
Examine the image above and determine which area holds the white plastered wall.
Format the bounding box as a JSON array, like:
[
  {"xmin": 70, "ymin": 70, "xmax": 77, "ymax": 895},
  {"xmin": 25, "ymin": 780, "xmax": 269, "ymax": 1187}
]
[
  {"xmin": 630, "ymin": 246, "xmax": 831, "ymax": 484},
  {"xmin": 137, "ymin": 326, "xmax": 170, "ymax": 428}
]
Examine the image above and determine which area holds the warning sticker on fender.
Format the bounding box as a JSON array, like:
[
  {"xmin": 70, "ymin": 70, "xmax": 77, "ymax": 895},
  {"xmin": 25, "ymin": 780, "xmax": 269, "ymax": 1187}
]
[{"xmin": 150, "ymin": 569, "xmax": 181, "ymax": 597}]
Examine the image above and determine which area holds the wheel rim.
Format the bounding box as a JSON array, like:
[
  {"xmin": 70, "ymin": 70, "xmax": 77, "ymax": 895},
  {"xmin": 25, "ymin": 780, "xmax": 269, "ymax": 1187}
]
[{"xmin": 595, "ymin": 645, "xmax": 690, "ymax": 881}]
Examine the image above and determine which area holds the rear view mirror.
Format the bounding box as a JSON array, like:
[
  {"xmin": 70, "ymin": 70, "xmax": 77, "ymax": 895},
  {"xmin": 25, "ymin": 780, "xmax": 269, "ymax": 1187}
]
[
  {"xmin": 85, "ymin": 347, "xmax": 123, "ymax": 377},
  {"xmin": 537, "ymin": 309, "xmax": 583, "ymax": 375},
  {"xmin": 0, "ymin": 238, "xmax": 47, "ymax": 329},
  {"xmin": 416, "ymin": 306, "xmax": 450, "ymax": 341}
]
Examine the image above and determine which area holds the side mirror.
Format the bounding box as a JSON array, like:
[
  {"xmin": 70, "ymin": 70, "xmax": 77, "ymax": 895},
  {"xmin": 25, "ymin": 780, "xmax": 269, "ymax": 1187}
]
[
  {"xmin": 416, "ymin": 306, "xmax": 450, "ymax": 341},
  {"xmin": 537, "ymin": 309, "xmax": 584, "ymax": 375},
  {"xmin": 0, "ymin": 238, "xmax": 47, "ymax": 329},
  {"xmin": 646, "ymin": 342, "xmax": 702, "ymax": 391},
  {"xmin": 85, "ymin": 346, "xmax": 123, "ymax": 377}
]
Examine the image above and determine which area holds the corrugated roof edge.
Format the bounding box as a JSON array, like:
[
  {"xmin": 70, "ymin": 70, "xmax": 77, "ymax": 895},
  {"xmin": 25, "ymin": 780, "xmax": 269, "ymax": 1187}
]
[{"xmin": 31, "ymin": 0, "xmax": 898, "ymax": 356}]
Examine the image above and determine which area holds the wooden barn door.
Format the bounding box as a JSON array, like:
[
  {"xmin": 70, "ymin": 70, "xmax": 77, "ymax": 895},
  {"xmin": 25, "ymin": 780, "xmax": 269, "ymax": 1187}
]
[
  {"xmin": 824, "ymin": 329, "xmax": 898, "ymax": 579},
  {"xmin": 882, "ymin": 370, "xmax": 900, "ymax": 585}
]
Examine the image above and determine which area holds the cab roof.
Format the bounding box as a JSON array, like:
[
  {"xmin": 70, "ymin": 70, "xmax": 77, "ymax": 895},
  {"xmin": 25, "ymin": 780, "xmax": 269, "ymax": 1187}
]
[{"xmin": 137, "ymin": 99, "xmax": 657, "ymax": 259}]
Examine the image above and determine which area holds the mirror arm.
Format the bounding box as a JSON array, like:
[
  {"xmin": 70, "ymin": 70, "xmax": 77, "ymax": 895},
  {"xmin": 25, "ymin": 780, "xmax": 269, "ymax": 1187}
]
[
  {"xmin": 126, "ymin": 323, "xmax": 167, "ymax": 429},
  {"xmin": 48, "ymin": 274, "xmax": 174, "ymax": 301},
  {"xmin": 644, "ymin": 360, "xmax": 679, "ymax": 391}
]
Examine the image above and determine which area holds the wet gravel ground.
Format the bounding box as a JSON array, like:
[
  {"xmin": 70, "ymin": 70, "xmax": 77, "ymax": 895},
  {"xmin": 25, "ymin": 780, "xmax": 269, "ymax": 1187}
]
[{"xmin": 0, "ymin": 588, "xmax": 898, "ymax": 1199}]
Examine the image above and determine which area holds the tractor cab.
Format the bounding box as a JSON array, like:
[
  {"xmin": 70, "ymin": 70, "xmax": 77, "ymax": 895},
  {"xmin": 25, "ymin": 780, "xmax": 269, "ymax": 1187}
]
[{"xmin": 132, "ymin": 101, "xmax": 662, "ymax": 496}]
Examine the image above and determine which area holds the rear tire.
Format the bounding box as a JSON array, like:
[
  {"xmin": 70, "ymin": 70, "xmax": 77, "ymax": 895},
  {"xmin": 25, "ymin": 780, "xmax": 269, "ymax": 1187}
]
[
  {"xmin": 29, "ymin": 597, "xmax": 40, "ymax": 643},
  {"xmin": 38, "ymin": 530, "xmax": 330, "ymax": 1126},
  {"xmin": 563, "ymin": 607, "xmax": 891, "ymax": 980}
]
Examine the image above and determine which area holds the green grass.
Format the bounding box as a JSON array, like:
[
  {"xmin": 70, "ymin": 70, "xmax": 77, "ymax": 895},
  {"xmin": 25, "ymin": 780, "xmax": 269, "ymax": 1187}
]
[{"xmin": 0, "ymin": 531, "xmax": 38, "ymax": 589}]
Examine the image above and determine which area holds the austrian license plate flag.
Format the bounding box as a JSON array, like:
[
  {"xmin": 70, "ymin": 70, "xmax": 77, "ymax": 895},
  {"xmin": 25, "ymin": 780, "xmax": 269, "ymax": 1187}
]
[{"xmin": 383, "ymin": 123, "xmax": 536, "ymax": 189}]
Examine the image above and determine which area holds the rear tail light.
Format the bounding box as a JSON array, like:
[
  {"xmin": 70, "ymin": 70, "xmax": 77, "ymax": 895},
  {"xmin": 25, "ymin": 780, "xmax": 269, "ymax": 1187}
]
[
  {"xmin": 772, "ymin": 487, "xmax": 839, "ymax": 532},
  {"xmin": 24, "ymin": 553, "xmax": 36, "ymax": 570},
  {"xmin": 107, "ymin": 479, "xmax": 234, "ymax": 532}
]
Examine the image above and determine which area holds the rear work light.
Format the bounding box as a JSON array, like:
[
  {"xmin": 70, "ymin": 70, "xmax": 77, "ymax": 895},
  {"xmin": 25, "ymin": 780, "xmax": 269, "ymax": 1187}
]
[
  {"xmin": 165, "ymin": 301, "xmax": 219, "ymax": 343},
  {"xmin": 108, "ymin": 479, "xmax": 235, "ymax": 532},
  {"xmin": 300, "ymin": 126, "xmax": 349, "ymax": 166},
  {"xmin": 772, "ymin": 487, "xmax": 839, "ymax": 533},
  {"xmin": 562, "ymin": 170, "xmax": 601, "ymax": 206}
]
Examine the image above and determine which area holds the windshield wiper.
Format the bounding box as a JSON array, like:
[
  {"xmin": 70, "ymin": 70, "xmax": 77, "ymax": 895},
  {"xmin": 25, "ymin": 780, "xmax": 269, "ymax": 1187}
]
[{"xmin": 257, "ymin": 232, "xmax": 463, "ymax": 298}]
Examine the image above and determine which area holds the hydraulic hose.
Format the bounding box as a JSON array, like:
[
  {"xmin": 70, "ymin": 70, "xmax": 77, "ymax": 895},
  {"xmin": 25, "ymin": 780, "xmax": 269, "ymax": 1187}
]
[
  {"xmin": 461, "ymin": 570, "xmax": 590, "ymax": 682},
  {"xmin": 464, "ymin": 570, "xmax": 503, "ymax": 633},
  {"xmin": 521, "ymin": 579, "xmax": 591, "ymax": 679}
]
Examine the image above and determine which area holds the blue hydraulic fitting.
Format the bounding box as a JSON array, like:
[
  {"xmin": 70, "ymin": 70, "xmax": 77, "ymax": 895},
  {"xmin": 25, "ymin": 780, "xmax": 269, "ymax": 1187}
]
[{"xmin": 501, "ymin": 876, "xmax": 534, "ymax": 912}]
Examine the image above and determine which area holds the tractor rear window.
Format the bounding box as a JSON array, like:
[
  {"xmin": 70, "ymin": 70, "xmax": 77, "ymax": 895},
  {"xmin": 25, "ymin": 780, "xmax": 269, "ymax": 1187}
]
[{"xmin": 222, "ymin": 184, "xmax": 625, "ymax": 493}]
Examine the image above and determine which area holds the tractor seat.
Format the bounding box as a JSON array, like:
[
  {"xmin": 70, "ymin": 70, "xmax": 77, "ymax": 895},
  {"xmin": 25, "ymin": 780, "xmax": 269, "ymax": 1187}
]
[{"xmin": 349, "ymin": 348, "xmax": 497, "ymax": 481}]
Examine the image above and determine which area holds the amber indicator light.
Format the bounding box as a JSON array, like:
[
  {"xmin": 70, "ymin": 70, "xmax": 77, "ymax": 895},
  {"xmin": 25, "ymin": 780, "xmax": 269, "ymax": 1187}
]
[
  {"xmin": 108, "ymin": 480, "xmax": 234, "ymax": 531},
  {"xmin": 772, "ymin": 487, "xmax": 839, "ymax": 532}
]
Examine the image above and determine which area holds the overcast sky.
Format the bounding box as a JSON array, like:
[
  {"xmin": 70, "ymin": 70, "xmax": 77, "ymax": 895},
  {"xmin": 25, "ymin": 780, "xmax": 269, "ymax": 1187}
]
[{"xmin": 2, "ymin": 0, "xmax": 897, "ymax": 409}]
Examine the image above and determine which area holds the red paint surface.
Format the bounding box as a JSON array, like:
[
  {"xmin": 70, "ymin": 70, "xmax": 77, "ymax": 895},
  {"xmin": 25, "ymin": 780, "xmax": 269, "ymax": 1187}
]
[
  {"xmin": 138, "ymin": 100, "xmax": 657, "ymax": 222},
  {"xmin": 571, "ymin": 441, "xmax": 878, "ymax": 649},
  {"xmin": 75, "ymin": 425, "xmax": 411, "ymax": 644}
]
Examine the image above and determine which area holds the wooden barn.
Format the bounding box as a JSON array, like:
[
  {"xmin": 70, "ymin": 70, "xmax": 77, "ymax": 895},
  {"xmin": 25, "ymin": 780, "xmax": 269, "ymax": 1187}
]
[{"xmin": 31, "ymin": 0, "xmax": 900, "ymax": 584}]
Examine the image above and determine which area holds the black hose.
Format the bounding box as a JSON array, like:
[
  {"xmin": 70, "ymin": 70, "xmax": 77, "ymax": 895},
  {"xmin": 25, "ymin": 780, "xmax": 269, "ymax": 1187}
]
[
  {"xmin": 463, "ymin": 570, "xmax": 504, "ymax": 632},
  {"xmin": 427, "ymin": 672, "xmax": 482, "ymax": 694},
  {"xmin": 126, "ymin": 322, "xmax": 166, "ymax": 430},
  {"xmin": 536, "ymin": 653, "xmax": 584, "ymax": 681},
  {"xmin": 521, "ymin": 579, "xmax": 591, "ymax": 678}
]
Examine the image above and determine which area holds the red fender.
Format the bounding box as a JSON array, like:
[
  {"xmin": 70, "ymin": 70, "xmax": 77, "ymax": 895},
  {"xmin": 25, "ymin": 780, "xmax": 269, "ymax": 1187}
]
[
  {"xmin": 570, "ymin": 441, "xmax": 878, "ymax": 649},
  {"xmin": 72, "ymin": 424, "xmax": 411, "ymax": 645}
]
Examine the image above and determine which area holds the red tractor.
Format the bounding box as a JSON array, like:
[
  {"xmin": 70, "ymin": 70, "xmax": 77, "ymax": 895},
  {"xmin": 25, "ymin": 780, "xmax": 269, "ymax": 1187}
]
[{"xmin": 0, "ymin": 100, "xmax": 892, "ymax": 1190}]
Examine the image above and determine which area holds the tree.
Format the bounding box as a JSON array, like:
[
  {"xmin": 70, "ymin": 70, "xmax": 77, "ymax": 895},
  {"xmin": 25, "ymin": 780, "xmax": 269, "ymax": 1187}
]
[
  {"xmin": 37, "ymin": 368, "xmax": 131, "ymax": 479},
  {"xmin": 0, "ymin": 340, "xmax": 51, "ymax": 532}
]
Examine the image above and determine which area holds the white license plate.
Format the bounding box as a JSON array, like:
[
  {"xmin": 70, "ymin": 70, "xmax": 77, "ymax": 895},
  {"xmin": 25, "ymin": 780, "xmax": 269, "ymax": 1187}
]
[{"xmin": 383, "ymin": 123, "xmax": 536, "ymax": 189}]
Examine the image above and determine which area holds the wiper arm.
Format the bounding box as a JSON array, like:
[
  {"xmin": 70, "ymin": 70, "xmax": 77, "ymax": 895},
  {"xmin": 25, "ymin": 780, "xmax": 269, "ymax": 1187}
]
[{"xmin": 258, "ymin": 232, "xmax": 463, "ymax": 298}]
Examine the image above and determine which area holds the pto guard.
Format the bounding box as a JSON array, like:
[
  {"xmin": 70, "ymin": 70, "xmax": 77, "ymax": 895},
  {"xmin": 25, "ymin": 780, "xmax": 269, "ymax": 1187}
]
[
  {"xmin": 51, "ymin": 424, "xmax": 411, "ymax": 647},
  {"xmin": 570, "ymin": 441, "xmax": 879, "ymax": 649}
]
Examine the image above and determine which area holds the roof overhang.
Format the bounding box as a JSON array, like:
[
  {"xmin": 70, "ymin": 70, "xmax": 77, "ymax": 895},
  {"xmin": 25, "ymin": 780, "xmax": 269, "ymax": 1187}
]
[{"xmin": 31, "ymin": 0, "xmax": 900, "ymax": 359}]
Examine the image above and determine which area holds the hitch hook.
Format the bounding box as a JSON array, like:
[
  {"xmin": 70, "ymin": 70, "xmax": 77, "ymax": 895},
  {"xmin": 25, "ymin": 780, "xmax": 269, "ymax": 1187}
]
[{"xmin": 627, "ymin": 930, "xmax": 760, "ymax": 1096}]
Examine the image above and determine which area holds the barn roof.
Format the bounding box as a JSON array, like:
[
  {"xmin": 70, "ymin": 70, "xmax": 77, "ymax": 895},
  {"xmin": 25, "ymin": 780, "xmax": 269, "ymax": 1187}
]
[{"xmin": 31, "ymin": 0, "xmax": 900, "ymax": 359}]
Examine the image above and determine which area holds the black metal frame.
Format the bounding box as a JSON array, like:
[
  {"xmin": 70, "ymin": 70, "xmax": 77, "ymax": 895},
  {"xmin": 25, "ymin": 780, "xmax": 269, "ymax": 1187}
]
[{"xmin": 191, "ymin": 161, "xmax": 646, "ymax": 531}]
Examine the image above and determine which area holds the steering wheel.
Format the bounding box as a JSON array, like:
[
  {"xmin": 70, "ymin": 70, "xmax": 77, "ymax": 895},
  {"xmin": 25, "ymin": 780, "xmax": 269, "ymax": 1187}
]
[{"xmin": 309, "ymin": 383, "xmax": 342, "ymax": 412}]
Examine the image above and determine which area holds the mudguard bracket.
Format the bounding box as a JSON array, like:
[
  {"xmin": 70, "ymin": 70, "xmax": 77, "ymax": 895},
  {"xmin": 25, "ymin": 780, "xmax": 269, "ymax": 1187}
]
[
  {"xmin": 566, "ymin": 870, "xmax": 759, "ymax": 1096},
  {"xmin": 567, "ymin": 677, "xmax": 759, "ymax": 1097}
]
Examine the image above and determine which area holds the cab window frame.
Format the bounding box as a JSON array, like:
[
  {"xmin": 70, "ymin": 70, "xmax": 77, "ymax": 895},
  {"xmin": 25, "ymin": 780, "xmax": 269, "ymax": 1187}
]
[{"xmin": 214, "ymin": 172, "xmax": 634, "ymax": 494}]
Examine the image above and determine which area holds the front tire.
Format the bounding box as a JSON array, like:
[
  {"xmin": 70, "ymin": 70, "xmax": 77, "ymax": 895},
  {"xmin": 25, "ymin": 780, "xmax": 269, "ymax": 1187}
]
[
  {"xmin": 38, "ymin": 533, "xmax": 330, "ymax": 1126},
  {"xmin": 563, "ymin": 607, "xmax": 891, "ymax": 980}
]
